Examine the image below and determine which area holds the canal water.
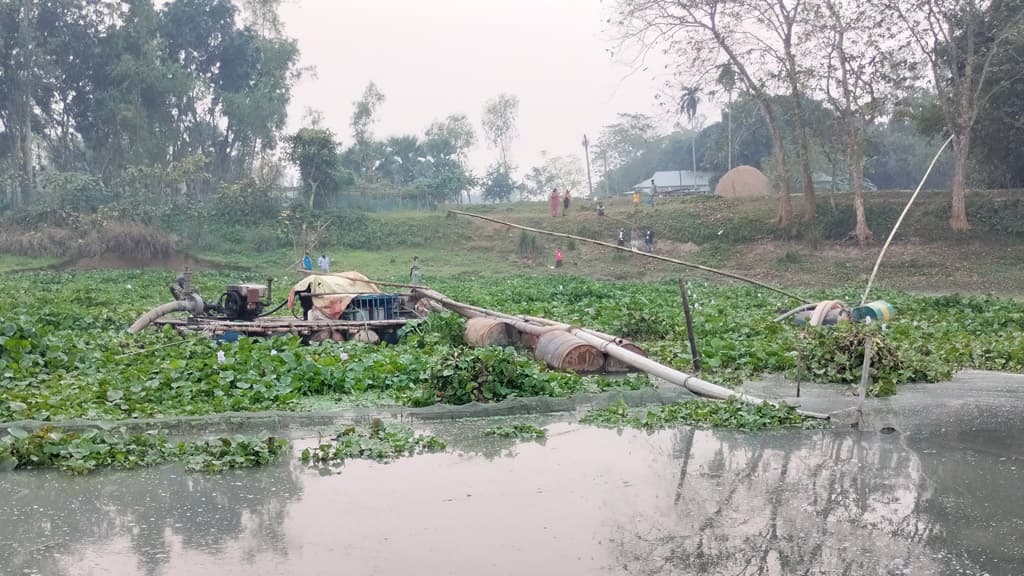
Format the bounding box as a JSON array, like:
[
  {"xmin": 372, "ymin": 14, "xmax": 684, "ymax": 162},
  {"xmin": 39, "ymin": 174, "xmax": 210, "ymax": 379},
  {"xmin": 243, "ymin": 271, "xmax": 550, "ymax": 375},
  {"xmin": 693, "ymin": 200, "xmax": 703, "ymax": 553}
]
[{"xmin": 2, "ymin": 407, "xmax": 1021, "ymax": 576}]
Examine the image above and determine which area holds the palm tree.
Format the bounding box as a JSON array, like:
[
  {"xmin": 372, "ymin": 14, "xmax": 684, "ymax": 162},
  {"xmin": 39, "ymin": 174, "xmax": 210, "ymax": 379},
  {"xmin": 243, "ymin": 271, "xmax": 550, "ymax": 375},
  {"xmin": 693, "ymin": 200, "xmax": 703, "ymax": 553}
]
[
  {"xmin": 679, "ymin": 86, "xmax": 701, "ymax": 180},
  {"xmin": 716, "ymin": 65, "xmax": 736, "ymax": 171}
]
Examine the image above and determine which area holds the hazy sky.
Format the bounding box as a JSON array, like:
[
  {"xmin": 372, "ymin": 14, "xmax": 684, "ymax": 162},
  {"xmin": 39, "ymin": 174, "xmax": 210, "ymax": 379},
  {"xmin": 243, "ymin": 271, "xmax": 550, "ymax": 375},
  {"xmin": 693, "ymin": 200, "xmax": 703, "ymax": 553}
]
[{"xmin": 279, "ymin": 0, "xmax": 680, "ymax": 177}]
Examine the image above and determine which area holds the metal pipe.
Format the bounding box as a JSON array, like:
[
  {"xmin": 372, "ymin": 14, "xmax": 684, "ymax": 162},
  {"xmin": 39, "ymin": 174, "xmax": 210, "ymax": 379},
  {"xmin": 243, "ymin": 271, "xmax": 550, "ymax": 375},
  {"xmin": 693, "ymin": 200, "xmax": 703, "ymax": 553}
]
[{"xmin": 567, "ymin": 328, "xmax": 828, "ymax": 420}]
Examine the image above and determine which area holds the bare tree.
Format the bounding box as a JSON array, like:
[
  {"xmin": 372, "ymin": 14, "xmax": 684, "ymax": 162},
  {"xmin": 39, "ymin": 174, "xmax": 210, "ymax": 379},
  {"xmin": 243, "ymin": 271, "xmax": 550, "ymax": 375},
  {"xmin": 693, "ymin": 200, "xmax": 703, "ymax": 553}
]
[
  {"xmin": 813, "ymin": 0, "xmax": 915, "ymax": 245},
  {"xmin": 746, "ymin": 0, "xmax": 818, "ymax": 222},
  {"xmin": 886, "ymin": 0, "xmax": 1024, "ymax": 231},
  {"xmin": 612, "ymin": 0, "xmax": 796, "ymax": 226},
  {"xmin": 481, "ymin": 94, "xmax": 519, "ymax": 168}
]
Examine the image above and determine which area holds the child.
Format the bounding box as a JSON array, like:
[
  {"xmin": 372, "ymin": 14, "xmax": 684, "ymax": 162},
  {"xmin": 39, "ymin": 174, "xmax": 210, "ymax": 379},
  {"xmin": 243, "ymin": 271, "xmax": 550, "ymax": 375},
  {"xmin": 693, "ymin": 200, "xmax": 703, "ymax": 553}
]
[
  {"xmin": 550, "ymin": 188, "xmax": 560, "ymax": 217},
  {"xmin": 555, "ymin": 247, "xmax": 564, "ymax": 268},
  {"xmin": 616, "ymin": 227, "xmax": 625, "ymax": 247},
  {"xmin": 302, "ymin": 252, "xmax": 312, "ymax": 271}
]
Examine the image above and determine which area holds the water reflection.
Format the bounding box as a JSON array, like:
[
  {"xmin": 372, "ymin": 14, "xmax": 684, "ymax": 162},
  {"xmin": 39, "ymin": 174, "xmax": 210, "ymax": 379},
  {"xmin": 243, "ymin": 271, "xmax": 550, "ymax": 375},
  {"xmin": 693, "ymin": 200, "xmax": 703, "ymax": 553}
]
[
  {"xmin": 612, "ymin": 429, "xmax": 1019, "ymax": 576},
  {"xmin": 0, "ymin": 461, "xmax": 303, "ymax": 576},
  {"xmin": 1, "ymin": 424, "xmax": 1019, "ymax": 576}
]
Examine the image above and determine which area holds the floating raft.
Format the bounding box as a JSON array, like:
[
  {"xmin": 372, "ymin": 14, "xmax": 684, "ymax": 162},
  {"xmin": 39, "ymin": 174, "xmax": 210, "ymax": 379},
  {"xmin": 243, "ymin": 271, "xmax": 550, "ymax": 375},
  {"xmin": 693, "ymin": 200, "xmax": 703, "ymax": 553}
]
[{"xmin": 153, "ymin": 316, "xmax": 414, "ymax": 340}]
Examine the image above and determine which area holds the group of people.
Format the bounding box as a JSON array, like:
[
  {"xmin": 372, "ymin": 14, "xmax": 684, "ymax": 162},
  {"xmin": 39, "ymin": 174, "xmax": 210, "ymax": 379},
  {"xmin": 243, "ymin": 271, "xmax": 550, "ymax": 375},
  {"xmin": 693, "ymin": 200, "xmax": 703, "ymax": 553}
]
[
  {"xmin": 616, "ymin": 227, "xmax": 655, "ymax": 253},
  {"xmin": 303, "ymin": 252, "xmax": 331, "ymax": 273},
  {"xmin": 303, "ymin": 252, "xmax": 424, "ymax": 286},
  {"xmin": 549, "ymin": 188, "xmax": 573, "ymax": 217}
]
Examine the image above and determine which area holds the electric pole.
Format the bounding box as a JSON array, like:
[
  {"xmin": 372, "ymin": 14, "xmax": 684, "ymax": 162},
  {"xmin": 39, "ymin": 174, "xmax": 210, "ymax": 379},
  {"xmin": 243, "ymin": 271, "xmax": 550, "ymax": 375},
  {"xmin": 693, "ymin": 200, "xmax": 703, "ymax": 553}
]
[
  {"xmin": 582, "ymin": 134, "xmax": 594, "ymax": 198},
  {"xmin": 602, "ymin": 150, "xmax": 610, "ymax": 197}
]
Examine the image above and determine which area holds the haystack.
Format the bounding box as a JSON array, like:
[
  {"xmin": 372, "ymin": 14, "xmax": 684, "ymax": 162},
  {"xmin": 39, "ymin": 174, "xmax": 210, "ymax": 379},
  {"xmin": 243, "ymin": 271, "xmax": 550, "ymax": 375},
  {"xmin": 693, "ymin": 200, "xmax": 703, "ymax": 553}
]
[{"xmin": 715, "ymin": 165, "xmax": 772, "ymax": 198}]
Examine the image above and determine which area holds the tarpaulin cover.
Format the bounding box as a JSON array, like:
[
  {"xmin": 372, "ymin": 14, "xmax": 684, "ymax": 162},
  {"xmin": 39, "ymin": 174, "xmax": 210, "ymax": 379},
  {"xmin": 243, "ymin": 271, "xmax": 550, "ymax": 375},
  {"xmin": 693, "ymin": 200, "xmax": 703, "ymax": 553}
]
[{"xmin": 287, "ymin": 272, "xmax": 381, "ymax": 319}]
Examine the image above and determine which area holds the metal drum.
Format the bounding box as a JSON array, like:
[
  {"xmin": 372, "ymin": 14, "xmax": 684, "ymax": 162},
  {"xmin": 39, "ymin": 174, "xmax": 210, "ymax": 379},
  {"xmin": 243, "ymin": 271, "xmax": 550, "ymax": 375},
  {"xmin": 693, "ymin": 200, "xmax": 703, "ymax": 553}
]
[
  {"xmin": 533, "ymin": 331, "xmax": 604, "ymax": 373},
  {"xmin": 463, "ymin": 317, "xmax": 519, "ymax": 347}
]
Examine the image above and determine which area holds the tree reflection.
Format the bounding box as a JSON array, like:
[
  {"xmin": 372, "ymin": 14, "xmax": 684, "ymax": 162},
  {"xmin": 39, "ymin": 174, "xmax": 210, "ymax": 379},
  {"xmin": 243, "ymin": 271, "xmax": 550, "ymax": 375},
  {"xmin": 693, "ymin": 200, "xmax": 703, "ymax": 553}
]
[
  {"xmin": 613, "ymin": 430, "xmax": 959, "ymax": 576},
  {"xmin": 0, "ymin": 459, "xmax": 303, "ymax": 576}
]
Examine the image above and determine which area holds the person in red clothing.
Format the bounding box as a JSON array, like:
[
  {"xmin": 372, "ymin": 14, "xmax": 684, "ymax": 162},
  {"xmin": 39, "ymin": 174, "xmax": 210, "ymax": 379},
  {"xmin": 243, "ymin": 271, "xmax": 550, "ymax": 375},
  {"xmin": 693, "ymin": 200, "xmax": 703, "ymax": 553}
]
[
  {"xmin": 555, "ymin": 247, "xmax": 564, "ymax": 268},
  {"xmin": 550, "ymin": 188, "xmax": 560, "ymax": 217}
]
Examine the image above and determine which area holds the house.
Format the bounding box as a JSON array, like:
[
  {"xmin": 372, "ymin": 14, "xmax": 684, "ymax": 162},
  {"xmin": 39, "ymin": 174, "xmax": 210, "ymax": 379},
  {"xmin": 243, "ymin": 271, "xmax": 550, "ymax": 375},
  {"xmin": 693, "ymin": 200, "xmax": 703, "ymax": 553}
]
[{"xmin": 632, "ymin": 170, "xmax": 715, "ymax": 195}]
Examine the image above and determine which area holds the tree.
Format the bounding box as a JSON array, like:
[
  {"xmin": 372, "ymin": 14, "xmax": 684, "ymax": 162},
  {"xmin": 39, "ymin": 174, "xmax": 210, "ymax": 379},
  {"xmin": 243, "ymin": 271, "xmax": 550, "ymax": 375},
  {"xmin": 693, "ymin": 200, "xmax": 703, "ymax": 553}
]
[
  {"xmin": 679, "ymin": 86, "xmax": 701, "ymax": 174},
  {"xmin": 481, "ymin": 94, "xmax": 519, "ymax": 168},
  {"xmin": 887, "ymin": 0, "xmax": 1024, "ymax": 231},
  {"xmin": 422, "ymin": 114, "xmax": 476, "ymax": 203},
  {"xmin": 813, "ymin": 0, "xmax": 914, "ymax": 245},
  {"xmin": 747, "ymin": 0, "xmax": 818, "ymax": 222},
  {"xmin": 348, "ymin": 81, "xmax": 386, "ymax": 178},
  {"xmin": 351, "ymin": 81, "xmax": 385, "ymax": 144},
  {"xmin": 524, "ymin": 152, "xmax": 584, "ymax": 197},
  {"xmin": 717, "ymin": 64, "xmax": 736, "ymax": 171},
  {"xmin": 594, "ymin": 113, "xmax": 659, "ymax": 170},
  {"xmin": 481, "ymin": 164, "xmax": 516, "ymax": 202},
  {"xmin": 378, "ymin": 135, "xmax": 422, "ymax": 186},
  {"xmin": 954, "ymin": 1, "xmax": 1024, "ymax": 188},
  {"xmin": 612, "ymin": 0, "xmax": 796, "ymax": 226},
  {"xmin": 285, "ymin": 127, "xmax": 343, "ymax": 210}
]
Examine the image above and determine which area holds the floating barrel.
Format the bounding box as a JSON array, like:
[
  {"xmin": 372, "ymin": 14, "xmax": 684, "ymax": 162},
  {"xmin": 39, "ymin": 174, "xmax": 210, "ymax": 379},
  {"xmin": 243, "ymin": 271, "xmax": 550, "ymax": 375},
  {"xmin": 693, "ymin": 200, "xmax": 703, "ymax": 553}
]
[
  {"xmin": 464, "ymin": 317, "xmax": 519, "ymax": 347},
  {"xmin": 851, "ymin": 300, "xmax": 894, "ymax": 323},
  {"xmin": 603, "ymin": 341, "xmax": 646, "ymax": 373},
  {"xmin": 534, "ymin": 331, "xmax": 604, "ymax": 373}
]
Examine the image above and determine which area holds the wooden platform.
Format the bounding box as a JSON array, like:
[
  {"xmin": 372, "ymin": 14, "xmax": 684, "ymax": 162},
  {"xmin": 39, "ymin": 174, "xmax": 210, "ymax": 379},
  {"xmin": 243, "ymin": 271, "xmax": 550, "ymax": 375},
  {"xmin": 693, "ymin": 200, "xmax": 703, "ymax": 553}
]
[{"xmin": 153, "ymin": 316, "xmax": 417, "ymax": 338}]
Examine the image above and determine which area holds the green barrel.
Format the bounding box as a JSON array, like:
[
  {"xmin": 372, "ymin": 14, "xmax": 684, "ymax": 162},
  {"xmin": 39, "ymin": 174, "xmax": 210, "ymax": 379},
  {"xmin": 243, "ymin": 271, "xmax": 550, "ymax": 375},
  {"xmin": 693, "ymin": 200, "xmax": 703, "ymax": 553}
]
[{"xmin": 851, "ymin": 300, "xmax": 894, "ymax": 323}]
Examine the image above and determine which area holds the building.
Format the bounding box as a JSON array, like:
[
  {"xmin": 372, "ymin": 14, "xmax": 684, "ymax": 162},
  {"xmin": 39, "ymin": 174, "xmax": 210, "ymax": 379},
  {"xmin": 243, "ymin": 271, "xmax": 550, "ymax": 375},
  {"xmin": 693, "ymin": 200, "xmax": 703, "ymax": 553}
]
[{"xmin": 632, "ymin": 170, "xmax": 715, "ymax": 196}]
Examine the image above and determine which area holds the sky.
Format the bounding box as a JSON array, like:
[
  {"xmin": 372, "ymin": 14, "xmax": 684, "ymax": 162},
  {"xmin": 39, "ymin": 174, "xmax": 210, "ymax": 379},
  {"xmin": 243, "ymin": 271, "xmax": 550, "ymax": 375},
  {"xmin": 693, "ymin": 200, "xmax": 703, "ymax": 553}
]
[{"xmin": 278, "ymin": 0, "xmax": 686, "ymax": 179}]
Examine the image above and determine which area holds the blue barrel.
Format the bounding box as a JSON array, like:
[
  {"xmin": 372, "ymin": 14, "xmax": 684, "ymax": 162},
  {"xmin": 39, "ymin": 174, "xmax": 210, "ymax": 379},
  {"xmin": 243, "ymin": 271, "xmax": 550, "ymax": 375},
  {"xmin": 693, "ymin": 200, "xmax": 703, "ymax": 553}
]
[{"xmin": 851, "ymin": 301, "xmax": 894, "ymax": 323}]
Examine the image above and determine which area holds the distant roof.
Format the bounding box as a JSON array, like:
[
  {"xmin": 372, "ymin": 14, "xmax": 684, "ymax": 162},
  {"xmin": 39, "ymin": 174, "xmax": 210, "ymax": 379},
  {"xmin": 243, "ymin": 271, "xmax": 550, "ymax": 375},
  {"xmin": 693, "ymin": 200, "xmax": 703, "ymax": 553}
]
[{"xmin": 633, "ymin": 170, "xmax": 716, "ymax": 190}]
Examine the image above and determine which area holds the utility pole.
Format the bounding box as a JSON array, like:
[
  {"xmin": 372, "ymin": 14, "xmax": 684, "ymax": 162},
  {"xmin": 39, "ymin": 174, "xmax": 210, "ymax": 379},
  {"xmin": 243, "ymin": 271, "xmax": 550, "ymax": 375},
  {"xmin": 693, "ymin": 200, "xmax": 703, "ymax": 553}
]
[
  {"xmin": 582, "ymin": 134, "xmax": 594, "ymax": 198},
  {"xmin": 727, "ymin": 92, "xmax": 733, "ymax": 171},
  {"xmin": 602, "ymin": 150, "xmax": 610, "ymax": 197}
]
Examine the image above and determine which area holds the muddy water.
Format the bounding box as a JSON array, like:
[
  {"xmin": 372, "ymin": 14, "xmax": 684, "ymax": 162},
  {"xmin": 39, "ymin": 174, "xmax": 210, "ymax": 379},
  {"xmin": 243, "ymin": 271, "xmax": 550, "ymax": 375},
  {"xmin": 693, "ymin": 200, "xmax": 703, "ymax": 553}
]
[{"xmin": 1, "ymin": 420, "xmax": 1021, "ymax": 576}]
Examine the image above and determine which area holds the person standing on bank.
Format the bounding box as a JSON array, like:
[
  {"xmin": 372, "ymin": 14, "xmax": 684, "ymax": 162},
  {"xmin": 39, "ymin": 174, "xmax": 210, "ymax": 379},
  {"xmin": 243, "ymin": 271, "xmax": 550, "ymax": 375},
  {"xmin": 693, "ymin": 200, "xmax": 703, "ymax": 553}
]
[
  {"xmin": 632, "ymin": 190, "xmax": 640, "ymax": 211},
  {"xmin": 555, "ymin": 247, "xmax": 564, "ymax": 268},
  {"xmin": 617, "ymin": 227, "xmax": 625, "ymax": 247},
  {"xmin": 550, "ymin": 188, "xmax": 560, "ymax": 217},
  {"xmin": 318, "ymin": 254, "xmax": 329, "ymax": 273},
  {"xmin": 410, "ymin": 256, "xmax": 422, "ymax": 286},
  {"xmin": 302, "ymin": 252, "xmax": 313, "ymax": 271},
  {"xmin": 562, "ymin": 189, "xmax": 571, "ymax": 215},
  {"xmin": 644, "ymin": 229, "xmax": 654, "ymax": 253}
]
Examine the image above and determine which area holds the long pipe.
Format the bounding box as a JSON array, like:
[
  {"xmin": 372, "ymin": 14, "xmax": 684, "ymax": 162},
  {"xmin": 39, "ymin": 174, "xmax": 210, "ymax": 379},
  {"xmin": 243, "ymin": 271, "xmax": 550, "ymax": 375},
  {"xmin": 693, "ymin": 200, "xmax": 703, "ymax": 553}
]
[
  {"xmin": 127, "ymin": 295, "xmax": 204, "ymax": 334},
  {"xmin": 860, "ymin": 135, "xmax": 954, "ymax": 305},
  {"xmin": 415, "ymin": 287, "xmax": 829, "ymax": 420},
  {"xmin": 447, "ymin": 209, "xmax": 810, "ymax": 304}
]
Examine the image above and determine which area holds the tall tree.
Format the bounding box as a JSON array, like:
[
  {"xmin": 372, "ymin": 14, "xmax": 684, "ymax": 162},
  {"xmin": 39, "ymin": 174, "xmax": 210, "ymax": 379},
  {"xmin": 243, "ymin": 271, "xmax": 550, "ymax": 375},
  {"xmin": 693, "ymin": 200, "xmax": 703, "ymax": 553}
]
[
  {"xmin": 679, "ymin": 86, "xmax": 701, "ymax": 174},
  {"xmin": 285, "ymin": 127, "xmax": 342, "ymax": 210},
  {"xmin": 348, "ymin": 81, "xmax": 386, "ymax": 179},
  {"xmin": 481, "ymin": 93, "xmax": 519, "ymax": 168},
  {"xmin": 747, "ymin": 0, "xmax": 818, "ymax": 222},
  {"xmin": 613, "ymin": 0, "xmax": 796, "ymax": 226},
  {"xmin": 421, "ymin": 114, "xmax": 476, "ymax": 204},
  {"xmin": 813, "ymin": 0, "xmax": 915, "ymax": 245},
  {"xmin": 887, "ymin": 0, "xmax": 1024, "ymax": 231},
  {"xmin": 595, "ymin": 112, "xmax": 659, "ymax": 170}
]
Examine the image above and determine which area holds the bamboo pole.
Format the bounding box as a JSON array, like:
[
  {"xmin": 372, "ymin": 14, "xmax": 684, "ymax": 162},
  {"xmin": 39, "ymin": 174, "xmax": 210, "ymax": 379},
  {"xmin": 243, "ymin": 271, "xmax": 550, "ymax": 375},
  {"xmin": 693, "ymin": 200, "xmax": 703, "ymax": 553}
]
[{"xmin": 447, "ymin": 209, "xmax": 810, "ymax": 304}]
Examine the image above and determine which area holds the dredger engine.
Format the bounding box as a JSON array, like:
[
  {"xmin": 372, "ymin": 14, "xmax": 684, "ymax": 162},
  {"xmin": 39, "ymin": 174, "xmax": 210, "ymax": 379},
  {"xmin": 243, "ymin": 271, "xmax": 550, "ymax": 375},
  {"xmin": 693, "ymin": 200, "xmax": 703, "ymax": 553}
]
[
  {"xmin": 217, "ymin": 282, "xmax": 271, "ymax": 321},
  {"xmin": 168, "ymin": 271, "xmax": 273, "ymax": 321}
]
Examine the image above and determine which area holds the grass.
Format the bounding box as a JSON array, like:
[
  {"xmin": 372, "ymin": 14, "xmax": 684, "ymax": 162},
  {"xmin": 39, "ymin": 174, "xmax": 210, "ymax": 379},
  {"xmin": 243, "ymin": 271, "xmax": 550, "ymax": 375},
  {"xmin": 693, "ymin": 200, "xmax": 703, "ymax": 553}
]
[{"xmin": 0, "ymin": 254, "xmax": 59, "ymax": 273}]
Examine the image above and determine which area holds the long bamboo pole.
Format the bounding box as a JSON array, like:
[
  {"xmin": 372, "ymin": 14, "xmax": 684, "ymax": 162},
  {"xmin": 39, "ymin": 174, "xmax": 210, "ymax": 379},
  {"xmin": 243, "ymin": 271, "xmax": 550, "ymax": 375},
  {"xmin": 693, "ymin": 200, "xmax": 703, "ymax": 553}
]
[{"xmin": 447, "ymin": 209, "xmax": 810, "ymax": 304}]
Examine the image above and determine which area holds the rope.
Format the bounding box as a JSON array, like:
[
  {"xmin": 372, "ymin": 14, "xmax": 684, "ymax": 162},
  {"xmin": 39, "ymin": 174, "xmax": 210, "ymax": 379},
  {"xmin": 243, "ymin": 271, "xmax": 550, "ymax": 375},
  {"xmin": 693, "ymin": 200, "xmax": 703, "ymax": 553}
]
[
  {"xmin": 860, "ymin": 135, "xmax": 954, "ymax": 306},
  {"xmin": 448, "ymin": 209, "xmax": 810, "ymax": 304}
]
